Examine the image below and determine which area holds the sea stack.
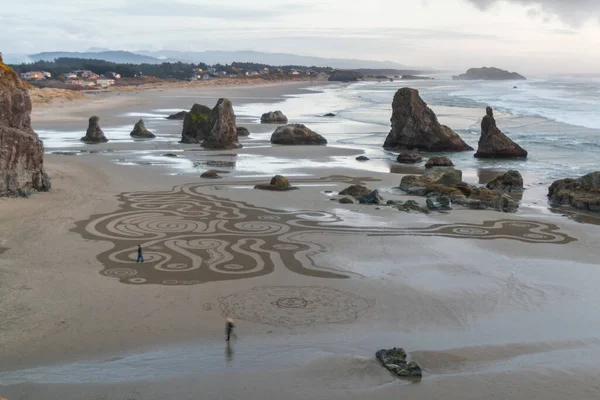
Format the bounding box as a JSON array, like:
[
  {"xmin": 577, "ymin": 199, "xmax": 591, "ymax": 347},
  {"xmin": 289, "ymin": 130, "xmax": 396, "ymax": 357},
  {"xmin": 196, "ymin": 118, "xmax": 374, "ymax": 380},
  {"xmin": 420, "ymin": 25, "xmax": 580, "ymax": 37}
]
[
  {"xmin": 0, "ymin": 55, "xmax": 51, "ymax": 195},
  {"xmin": 81, "ymin": 116, "xmax": 109, "ymax": 144},
  {"xmin": 474, "ymin": 107, "xmax": 527, "ymax": 158},
  {"xmin": 383, "ymin": 88, "xmax": 473, "ymax": 152},
  {"xmin": 130, "ymin": 119, "xmax": 156, "ymax": 139},
  {"xmin": 201, "ymin": 98, "xmax": 242, "ymax": 149},
  {"xmin": 181, "ymin": 104, "xmax": 212, "ymax": 144}
]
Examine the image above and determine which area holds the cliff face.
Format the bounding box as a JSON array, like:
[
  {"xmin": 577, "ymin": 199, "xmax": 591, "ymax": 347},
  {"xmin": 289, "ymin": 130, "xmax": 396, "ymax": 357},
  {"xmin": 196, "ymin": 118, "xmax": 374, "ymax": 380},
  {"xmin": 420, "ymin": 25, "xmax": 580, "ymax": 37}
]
[{"xmin": 0, "ymin": 56, "xmax": 50, "ymax": 195}]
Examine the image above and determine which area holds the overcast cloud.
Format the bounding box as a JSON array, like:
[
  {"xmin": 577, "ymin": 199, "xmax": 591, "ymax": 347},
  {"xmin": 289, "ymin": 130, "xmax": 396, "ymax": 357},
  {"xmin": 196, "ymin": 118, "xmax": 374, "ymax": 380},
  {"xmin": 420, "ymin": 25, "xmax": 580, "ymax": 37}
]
[{"xmin": 1, "ymin": 0, "xmax": 600, "ymax": 74}]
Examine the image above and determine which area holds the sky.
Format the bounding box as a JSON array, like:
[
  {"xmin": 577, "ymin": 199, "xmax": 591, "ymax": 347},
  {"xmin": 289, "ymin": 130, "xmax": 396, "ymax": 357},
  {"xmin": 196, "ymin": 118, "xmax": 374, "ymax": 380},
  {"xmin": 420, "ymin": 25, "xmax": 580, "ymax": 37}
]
[{"xmin": 1, "ymin": 0, "xmax": 600, "ymax": 74}]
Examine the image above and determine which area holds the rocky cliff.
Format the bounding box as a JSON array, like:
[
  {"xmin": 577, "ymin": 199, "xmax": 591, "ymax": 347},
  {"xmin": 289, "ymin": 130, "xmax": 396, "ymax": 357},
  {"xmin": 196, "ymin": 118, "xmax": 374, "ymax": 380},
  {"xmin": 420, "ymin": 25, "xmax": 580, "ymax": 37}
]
[
  {"xmin": 383, "ymin": 88, "xmax": 472, "ymax": 152},
  {"xmin": 0, "ymin": 55, "xmax": 50, "ymax": 195}
]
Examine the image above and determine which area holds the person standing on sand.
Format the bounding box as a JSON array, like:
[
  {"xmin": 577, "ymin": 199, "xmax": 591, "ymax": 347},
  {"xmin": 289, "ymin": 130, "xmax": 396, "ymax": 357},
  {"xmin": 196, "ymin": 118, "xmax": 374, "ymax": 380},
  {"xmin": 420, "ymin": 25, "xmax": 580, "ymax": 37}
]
[
  {"xmin": 226, "ymin": 318, "xmax": 235, "ymax": 341},
  {"xmin": 136, "ymin": 244, "xmax": 144, "ymax": 263}
]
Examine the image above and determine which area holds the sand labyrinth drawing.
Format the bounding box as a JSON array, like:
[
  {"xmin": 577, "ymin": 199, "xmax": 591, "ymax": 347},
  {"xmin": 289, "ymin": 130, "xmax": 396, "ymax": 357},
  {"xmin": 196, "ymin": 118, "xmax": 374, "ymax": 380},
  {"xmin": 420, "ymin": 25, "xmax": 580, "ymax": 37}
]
[
  {"xmin": 219, "ymin": 286, "xmax": 374, "ymax": 328},
  {"xmin": 72, "ymin": 175, "xmax": 577, "ymax": 286}
]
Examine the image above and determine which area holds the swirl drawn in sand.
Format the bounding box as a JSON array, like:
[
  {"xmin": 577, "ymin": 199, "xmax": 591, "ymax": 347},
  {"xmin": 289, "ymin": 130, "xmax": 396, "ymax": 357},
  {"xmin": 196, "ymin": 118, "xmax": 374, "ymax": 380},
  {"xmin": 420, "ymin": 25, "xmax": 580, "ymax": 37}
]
[
  {"xmin": 219, "ymin": 286, "xmax": 374, "ymax": 328},
  {"xmin": 72, "ymin": 176, "xmax": 577, "ymax": 286}
]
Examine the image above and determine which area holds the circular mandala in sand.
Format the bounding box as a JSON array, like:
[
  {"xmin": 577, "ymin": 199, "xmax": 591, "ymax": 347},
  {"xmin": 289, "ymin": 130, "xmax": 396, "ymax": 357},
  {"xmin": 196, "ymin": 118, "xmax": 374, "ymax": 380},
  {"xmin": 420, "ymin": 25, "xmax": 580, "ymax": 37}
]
[{"xmin": 219, "ymin": 286, "xmax": 373, "ymax": 328}]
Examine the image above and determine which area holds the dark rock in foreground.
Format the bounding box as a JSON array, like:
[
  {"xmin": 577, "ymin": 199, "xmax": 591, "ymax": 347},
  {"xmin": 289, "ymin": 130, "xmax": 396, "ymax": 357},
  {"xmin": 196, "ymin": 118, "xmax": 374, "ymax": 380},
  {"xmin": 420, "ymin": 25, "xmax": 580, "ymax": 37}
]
[
  {"xmin": 475, "ymin": 107, "xmax": 527, "ymax": 159},
  {"xmin": 166, "ymin": 111, "xmax": 188, "ymax": 120},
  {"xmin": 271, "ymin": 124, "xmax": 327, "ymax": 145},
  {"xmin": 376, "ymin": 348, "xmax": 422, "ymax": 378},
  {"xmin": 397, "ymin": 150, "xmax": 423, "ymax": 164},
  {"xmin": 261, "ymin": 110, "xmax": 288, "ymax": 124},
  {"xmin": 255, "ymin": 175, "xmax": 299, "ymax": 191},
  {"xmin": 201, "ymin": 98, "xmax": 242, "ymax": 150},
  {"xmin": 427, "ymin": 196, "xmax": 452, "ymax": 211},
  {"xmin": 356, "ymin": 156, "xmax": 369, "ymax": 161},
  {"xmin": 130, "ymin": 119, "xmax": 156, "ymax": 139},
  {"xmin": 163, "ymin": 153, "xmax": 178, "ymax": 158},
  {"xmin": 486, "ymin": 170, "xmax": 524, "ymax": 193},
  {"xmin": 383, "ymin": 88, "xmax": 472, "ymax": 152},
  {"xmin": 453, "ymin": 67, "xmax": 526, "ymax": 81},
  {"xmin": 0, "ymin": 56, "xmax": 50, "ymax": 195},
  {"xmin": 236, "ymin": 127, "xmax": 250, "ymax": 137},
  {"xmin": 200, "ymin": 170, "xmax": 221, "ymax": 179},
  {"xmin": 323, "ymin": 113, "xmax": 336, "ymax": 117},
  {"xmin": 181, "ymin": 104, "xmax": 212, "ymax": 144},
  {"xmin": 548, "ymin": 172, "xmax": 600, "ymax": 212},
  {"xmin": 396, "ymin": 200, "xmax": 430, "ymax": 214},
  {"xmin": 425, "ymin": 156, "xmax": 454, "ymax": 168},
  {"xmin": 81, "ymin": 116, "xmax": 109, "ymax": 144},
  {"xmin": 339, "ymin": 185, "xmax": 371, "ymax": 199}
]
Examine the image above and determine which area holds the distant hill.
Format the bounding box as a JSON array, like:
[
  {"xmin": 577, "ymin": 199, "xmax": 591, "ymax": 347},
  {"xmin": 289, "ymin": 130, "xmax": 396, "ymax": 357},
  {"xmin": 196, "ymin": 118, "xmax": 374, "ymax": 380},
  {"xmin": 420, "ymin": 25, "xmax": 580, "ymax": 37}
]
[
  {"xmin": 29, "ymin": 51, "xmax": 165, "ymax": 64},
  {"xmin": 136, "ymin": 50, "xmax": 414, "ymax": 70},
  {"xmin": 453, "ymin": 67, "xmax": 526, "ymax": 81}
]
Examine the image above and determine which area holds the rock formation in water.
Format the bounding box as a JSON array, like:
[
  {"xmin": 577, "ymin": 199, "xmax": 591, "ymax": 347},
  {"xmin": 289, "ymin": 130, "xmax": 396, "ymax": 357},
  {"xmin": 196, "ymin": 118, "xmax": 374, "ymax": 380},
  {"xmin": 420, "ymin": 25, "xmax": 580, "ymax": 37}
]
[
  {"xmin": 236, "ymin": 126, "xmax": 250, "ymax": 136},
  {"xmin": 453, "ymin": 67, "xmax": 526, "ymax": 81},
  {"xmin": 486, "ymin": 170, "xmax": 524, "ymax": 193},
  {"xmin": 181, "ymin": 104, "xmax": 212, "ymax": 143},
  {"xmin": 166, "ymin": 111, "xmax": 188, "ymax": 120},
  {"xmin": 254, "ymin": 175, "xmax": 299, "ymax": 191},
  {"xmin": 271, "ymin": 124, "xmax": 327, "ymax": 145},
  {"xmin": 383, "ymin": 88, "xmax": 472, "ymax": 152},
  {"xmin": 376, "ymin": 348, "xmax": 422, "ymax": 378},
  {"xmin": 328, "ymin": 70, "xmax": 361, "ymax": 82},
  {"xmin": 0, "ymin": 56, "xmax": 50, "ymax": 195},
  {"xmin": 339, "ymin": 185, "xmax": 372, "ymax": 199},
  {"xmin": 201, "ymin": 98, "xmax": 242, "ymax": 149},
  {"xmin": 130, "ymin": 119, "xmax": 156, "ymax": 139},
  {"xmin": 397, "ymin": 150, "xmax": 423, "ymax": 164},
  {"xmin": 548, "ymin": 172, "xmax": 600, "ymax": 212},
  {"xmin": 475, "ymin": 107, "xmax": 528, "ymax": 158},
  {"xmin": 81, "ymin": 116, "xmax": 109, "ymax": 143},
  {"xmin": 260, "ymin": 110, "xmax": 288, "ymax": 124},
  {"xmin": 425, "ymin": 156, "xmax": 454, "ymax": 168}
]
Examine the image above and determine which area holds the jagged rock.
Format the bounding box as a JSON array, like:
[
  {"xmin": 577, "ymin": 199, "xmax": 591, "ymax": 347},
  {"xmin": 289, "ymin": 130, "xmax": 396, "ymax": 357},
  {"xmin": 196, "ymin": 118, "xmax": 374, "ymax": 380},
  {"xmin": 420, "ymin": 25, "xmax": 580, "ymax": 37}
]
[
  {"xmin": 548, "ymin": 172, "xmax": 600, "ymax": 212},
  {"xmin": 271, "ymin": 124, "xmax": 327, "ymax": 145},
  {"xmin": 130, "ymin": 119, "xmax": 156, "ymax": 139},
  {"xmin": 202, "ymin": 98, "xmax": 242, "ymax": 149},
  {"xmin": 254, "ymin": 175, "xmax": 299, "ymax": 191},
  {"xmin": 328, "ymin": 70, "xmax": 361, "ymax": 82},
  {"xmin": 339, "ymin": 197, "xmax": 355, "ymax": 204},
  {"xmin": 425, "ymin": 157, "xmax": 454, "ymax": 168},
  {"xmin": 426, "ymin": 196, "xmax": 452, "ymax": 211},
  {"xmin": 0, "ymin": 57, "xmax": 50, "ymax": 195},
  {"xmin": 454, "ymin": 188, "xmax": 519, "ymax": 213},
  {"xmin": 261, "ymin": 110, "xmax": 288, "ymax": 123},
  {"xmin": 396, "ymin": 200, "xmax": 430, "ymax": 214},
  {"xmin": 181, "ymin": 104, "xmax": 212, "ymax": 143},
  {"xmin": 81, "ymin": 116, "xmax": 109, "ymax": 144},
  {"xmin": 323, "ymin": 113, "xmax": 336, "ymax": 117},
  {"xmin": 339, "ymin": 185, "xmax": 371, "ymax": 199},
  {"xmin": 166, "ymin": 111, "xmax": 188, "ymax": 120},
  {"xmin": 237, "ymin": 127, "xmax": 250, "ymax": 136},
  {"xmin": 356, "ymin": 156, "xmax": 369, "ymax": 161},
  {"xmin": 486, "ymin": 170, "xmax": 524, "ymax": 193},
  {"xmin": 383, "ymin": 88, "xmax": 473, "ymax": 152},
  {"xmin": 200, "ymin": 170, "xmax": 221, "ymax": 179},
  {"xmin": 359, "ymin": 189, "xmax": 383, "ymax": 205},
  {"xmin": 453, "ymin": 67, "xmax": 526, "ymax": 81},
  {"xmin": 397, "ymin": 151, "xmax": 423, "ymax": 164},
  {"xmin": 376, "ymin": 348, "xmax": 422, "ymax": 378},
  {"xmin": 475, "ymin": 107, "xmax": 528, "ymax": 158}
]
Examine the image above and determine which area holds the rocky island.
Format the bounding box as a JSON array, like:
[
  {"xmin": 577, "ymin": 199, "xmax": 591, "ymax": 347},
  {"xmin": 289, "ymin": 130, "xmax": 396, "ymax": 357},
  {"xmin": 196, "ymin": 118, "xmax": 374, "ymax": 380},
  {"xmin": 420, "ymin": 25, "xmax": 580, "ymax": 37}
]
[{"xmin": 453, "ymin": 67, "xmax": 526, "ymax": 81}]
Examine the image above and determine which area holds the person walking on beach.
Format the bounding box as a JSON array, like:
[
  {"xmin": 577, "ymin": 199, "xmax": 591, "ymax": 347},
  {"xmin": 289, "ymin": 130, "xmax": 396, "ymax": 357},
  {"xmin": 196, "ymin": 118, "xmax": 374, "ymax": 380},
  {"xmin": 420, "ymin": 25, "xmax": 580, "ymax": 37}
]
[
  {"xmin": 136, "ymin": 244, "xmax": 144, "ymax": 263},
  {"xmin": 225, "ymin": 318, "xmax": 235, "ymax": 342}
]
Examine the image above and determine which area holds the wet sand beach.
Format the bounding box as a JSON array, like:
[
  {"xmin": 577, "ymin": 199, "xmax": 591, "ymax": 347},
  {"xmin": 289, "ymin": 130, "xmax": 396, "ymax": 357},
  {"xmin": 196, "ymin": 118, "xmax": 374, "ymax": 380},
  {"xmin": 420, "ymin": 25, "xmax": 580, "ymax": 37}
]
[{"xmin": 1, "ymin": 81, "xmax": 600, "ymax": 400}]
